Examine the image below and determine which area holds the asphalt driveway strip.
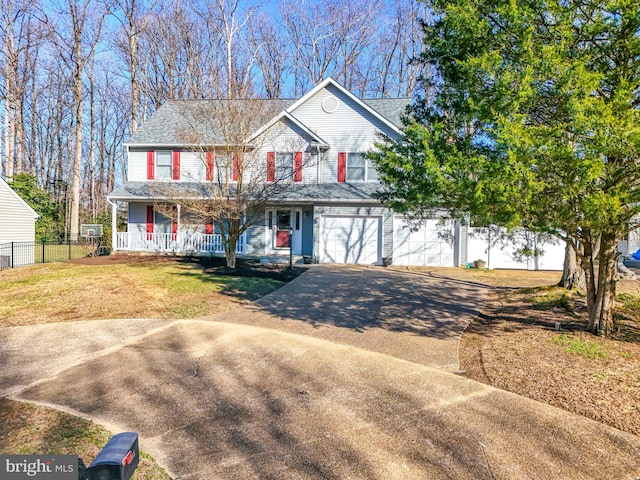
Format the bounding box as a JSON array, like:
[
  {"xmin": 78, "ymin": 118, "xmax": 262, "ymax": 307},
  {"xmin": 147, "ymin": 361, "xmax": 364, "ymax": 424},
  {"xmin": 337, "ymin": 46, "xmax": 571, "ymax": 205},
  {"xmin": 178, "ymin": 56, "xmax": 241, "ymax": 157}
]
[
  {"xmin": 3, "ymin": 266, "xmax": 640, "ymax": 479},
  {"xmin": 218, "ymin": 265, "xmax": 487, "ymax": 371}
]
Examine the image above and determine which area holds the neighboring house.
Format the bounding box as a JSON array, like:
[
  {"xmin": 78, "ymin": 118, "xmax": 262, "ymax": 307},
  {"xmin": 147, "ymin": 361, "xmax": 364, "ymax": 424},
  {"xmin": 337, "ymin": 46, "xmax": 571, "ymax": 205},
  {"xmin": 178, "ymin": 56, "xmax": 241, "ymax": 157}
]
[
  {"xmin": 0, "ymin": 177, "xmax": 39, "ymax": 268},
  {"xmin": 107, "ymin": 78, "xmax": 563, "ymax": 269}
]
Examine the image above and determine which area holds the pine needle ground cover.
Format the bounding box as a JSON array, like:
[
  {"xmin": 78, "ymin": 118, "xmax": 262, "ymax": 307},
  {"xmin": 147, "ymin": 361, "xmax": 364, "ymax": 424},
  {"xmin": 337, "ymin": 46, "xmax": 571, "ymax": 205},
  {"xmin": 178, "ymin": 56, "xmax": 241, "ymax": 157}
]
[{"xmin": 448, "ymin": 268, "xmax": 640, "ymax": 436}]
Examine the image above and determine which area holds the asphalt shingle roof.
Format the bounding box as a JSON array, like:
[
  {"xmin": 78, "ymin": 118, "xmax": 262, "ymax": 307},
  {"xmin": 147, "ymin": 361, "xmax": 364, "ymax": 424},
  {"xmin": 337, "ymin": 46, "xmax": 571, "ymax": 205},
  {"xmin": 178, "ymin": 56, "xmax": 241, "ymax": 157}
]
[
  {"xmin": 108, "ymin": 181, "xmax": 382, "ymax": 204},
  {"xmin": 126, "ymin": 97, "xmax": 410, "ymax": 147},
  {"xmin": 127, "ymin": 99, "xmax": 295, "ymax": 146}
]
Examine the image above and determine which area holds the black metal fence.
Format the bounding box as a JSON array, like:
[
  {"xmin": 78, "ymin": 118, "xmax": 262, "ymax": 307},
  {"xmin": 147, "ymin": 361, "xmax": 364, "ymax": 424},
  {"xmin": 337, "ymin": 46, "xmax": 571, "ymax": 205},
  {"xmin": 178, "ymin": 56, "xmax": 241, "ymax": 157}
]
[{"xmin": 0, "ymin": 240, "xmax": 105, "ymax": 271}]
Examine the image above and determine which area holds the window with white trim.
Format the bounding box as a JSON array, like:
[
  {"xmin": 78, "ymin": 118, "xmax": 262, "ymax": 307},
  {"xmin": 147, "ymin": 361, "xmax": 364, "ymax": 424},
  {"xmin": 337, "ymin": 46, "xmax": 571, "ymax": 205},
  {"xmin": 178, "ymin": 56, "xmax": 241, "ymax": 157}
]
[
  {"xmin": 156, "ymin": 151, "xmax": 172, "ymax": 179},
  {"xmin": 276, "ymin": 152, "xmax": 294, "ymax": 180},
  {"xmin": 346, "ymin": 152, "xmax": 378, "ymax": 182},
  {"xmin": 215, "ymin": 153, "xmax": 234, "ymax": 183}
]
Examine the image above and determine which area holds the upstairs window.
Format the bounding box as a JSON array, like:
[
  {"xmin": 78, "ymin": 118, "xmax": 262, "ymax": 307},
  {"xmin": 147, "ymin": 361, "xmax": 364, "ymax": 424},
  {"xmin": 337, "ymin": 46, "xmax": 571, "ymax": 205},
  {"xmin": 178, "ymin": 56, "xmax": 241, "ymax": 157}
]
[
  {"xmin": 148, "ymin": 150, "xmax": 180, "ymax": 180},
  {"xmin": 276, "ymin": 152, "xmax": 294, "ymax": 180},
  {"xmin": 346, "ymin": 153, "xmax": 378, "ymax": 182},
  {"xmin": 214, "ymin": 152, "xmax": 238, "ymax": 183},
  {"xmin": 156, "ymin": 151, "xmax": 172, "ymax": 179},
  {"xmin": 267, "ymin": 151, "xmax": 302, "ymax": 182}
]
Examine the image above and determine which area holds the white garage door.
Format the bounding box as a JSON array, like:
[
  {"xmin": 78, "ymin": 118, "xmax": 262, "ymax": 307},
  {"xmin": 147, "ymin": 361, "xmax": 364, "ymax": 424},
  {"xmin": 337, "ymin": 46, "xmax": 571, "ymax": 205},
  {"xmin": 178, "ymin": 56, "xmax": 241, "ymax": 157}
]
[
  {"xmin": 320, "ymin": 216, "xmax": 382, "ymax": 264},
  {"xmin": 393, "ymin": 218, "xmax": 455, "ymax": 266}
]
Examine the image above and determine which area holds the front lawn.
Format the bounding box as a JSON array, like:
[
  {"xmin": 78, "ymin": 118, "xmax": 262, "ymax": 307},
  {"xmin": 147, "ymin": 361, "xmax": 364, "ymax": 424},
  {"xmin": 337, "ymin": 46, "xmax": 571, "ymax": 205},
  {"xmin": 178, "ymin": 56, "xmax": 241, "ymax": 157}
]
[
  {"xmin": 0, "ymin": 398, "xmax": 170, "ymax": 480},
  {"xmin": 1, "ymin": 255, "xmax": 299, "ymax": 479},
  {"xmin": 0, "ymin": 256, "xmax": 287, "ymax": 327}
]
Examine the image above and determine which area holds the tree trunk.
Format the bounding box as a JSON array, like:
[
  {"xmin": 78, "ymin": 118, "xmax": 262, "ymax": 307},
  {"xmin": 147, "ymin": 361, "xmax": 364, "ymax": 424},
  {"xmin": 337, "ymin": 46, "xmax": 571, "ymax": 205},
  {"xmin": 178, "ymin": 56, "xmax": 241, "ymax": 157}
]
[
  {"xmin": 70, "ymin": 69, "xmax": 83, "ymax": 242},
  {"xmin": 558, "ymin": 240, "xmax": 585, "ymax": 290},
  {"xmin": 225, "ymin": 247, "xmax": 237, "ymax": 269},
  {"xmin": 582, "ymin": 231, "xmax": 598, "ymax": 332},
  {"xmin": 589, "ymin": 234, "xmax": 618, "ymax": 336},
  {"xmin": 224, "ymin": 217, "xmax": 241, "ymax": 268}
]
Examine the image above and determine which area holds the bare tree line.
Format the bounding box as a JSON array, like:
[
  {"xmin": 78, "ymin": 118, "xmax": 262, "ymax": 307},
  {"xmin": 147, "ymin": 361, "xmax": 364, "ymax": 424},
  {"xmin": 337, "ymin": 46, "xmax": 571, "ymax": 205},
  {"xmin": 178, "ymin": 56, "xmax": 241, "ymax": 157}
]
[{"xmin": 1, "ymin": 0, "xmax": 425, "ymax": 239}]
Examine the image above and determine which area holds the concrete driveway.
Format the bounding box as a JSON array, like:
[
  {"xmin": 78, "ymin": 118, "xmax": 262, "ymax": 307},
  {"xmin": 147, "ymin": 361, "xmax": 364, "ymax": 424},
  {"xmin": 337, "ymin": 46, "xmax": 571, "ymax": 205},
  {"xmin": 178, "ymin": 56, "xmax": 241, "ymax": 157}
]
[{"xmin": 3, "ymin": 266, "xmax": 640, "ymax": 479}]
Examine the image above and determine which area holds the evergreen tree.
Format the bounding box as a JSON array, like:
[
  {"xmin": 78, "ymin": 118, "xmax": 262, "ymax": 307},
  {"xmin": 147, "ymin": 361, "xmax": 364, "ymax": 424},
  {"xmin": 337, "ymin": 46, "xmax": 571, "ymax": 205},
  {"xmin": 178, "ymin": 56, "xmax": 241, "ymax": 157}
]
[{"xmin": 370, "ymin": 0, "xmax": 640, "ymax": 336}]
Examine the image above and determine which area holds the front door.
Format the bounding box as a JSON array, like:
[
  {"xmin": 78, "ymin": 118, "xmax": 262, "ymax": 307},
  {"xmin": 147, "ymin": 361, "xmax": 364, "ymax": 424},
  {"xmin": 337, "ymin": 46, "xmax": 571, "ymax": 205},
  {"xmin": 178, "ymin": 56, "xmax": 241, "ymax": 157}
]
[{"xmin": 276, "ymin": 210, "xmax": 291, "ymax": 248}]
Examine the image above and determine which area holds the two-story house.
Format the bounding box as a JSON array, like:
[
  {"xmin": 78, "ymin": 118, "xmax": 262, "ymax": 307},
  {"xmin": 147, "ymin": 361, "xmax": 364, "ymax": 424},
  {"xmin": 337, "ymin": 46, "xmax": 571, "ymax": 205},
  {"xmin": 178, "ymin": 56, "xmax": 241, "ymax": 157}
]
[
  {"xmin": 107, "ymin": 77, "xmax": 568, "ymax": 269},
  {"xmin": 107, "ymin": 77, "xmax": 462, "ymax": 266}
]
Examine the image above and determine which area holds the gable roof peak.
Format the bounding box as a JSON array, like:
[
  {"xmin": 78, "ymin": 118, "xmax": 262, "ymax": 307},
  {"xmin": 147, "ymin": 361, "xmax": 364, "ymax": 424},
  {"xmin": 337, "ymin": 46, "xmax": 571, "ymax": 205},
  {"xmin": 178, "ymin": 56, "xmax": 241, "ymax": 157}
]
[{"xmin": 285, "ymin": 77, "xmax": 402, "ymax": 135}]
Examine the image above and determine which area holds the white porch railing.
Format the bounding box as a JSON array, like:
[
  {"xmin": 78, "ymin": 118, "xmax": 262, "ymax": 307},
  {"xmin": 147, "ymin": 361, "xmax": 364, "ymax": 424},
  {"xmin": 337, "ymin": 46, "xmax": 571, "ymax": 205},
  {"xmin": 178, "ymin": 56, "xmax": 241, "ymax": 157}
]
[{"xmin": 115, "ymin": 232, "xmax": 246, "ymax": 255}]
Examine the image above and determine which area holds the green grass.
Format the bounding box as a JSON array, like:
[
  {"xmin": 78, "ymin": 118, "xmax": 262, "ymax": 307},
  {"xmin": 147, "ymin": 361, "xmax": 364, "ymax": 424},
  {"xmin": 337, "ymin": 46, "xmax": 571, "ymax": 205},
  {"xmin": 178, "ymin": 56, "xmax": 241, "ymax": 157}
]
[
  {"xmin": 0, "ymin": 260, "xmax": 284, "ymax": 326},
  {"xmin": 527, "ymin": 286, "xmax": 575, "ymax": 313},
  {"xmin": 551, "ymin": 333, "xmax": 607, "ymax": 359}
]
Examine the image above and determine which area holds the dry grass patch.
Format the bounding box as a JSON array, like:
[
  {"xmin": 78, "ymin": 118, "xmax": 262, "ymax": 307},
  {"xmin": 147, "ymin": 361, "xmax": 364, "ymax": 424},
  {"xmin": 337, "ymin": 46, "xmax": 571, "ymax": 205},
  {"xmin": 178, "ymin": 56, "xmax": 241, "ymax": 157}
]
[
  {"xmin": 0, "ymin": 398, "xmax": 170, "ymax": 479},
  {"xmin": 459, "ymin": 272, "xmax": 640, "ymax": 436},
  {"xmin": 0, "ymin": 257, "xmax": 284, "ymax": 327}
]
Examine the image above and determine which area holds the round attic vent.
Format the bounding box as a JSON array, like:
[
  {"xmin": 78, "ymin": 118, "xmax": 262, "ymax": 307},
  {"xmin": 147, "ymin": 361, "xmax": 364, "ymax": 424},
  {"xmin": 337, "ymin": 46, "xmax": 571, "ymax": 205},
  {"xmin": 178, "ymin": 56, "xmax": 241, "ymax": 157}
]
[{"xmin": 322, "ymin": 95, "xmax": 339, "ymax": 113}]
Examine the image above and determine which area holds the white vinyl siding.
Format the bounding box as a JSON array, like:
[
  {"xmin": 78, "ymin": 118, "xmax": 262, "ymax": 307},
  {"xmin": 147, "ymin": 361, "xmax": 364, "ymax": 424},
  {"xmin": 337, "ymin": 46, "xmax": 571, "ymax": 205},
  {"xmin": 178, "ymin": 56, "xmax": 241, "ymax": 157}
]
[
  {"xmin": 290, "ymin": 84, "xmax": 401, "ymax": 183},
  {"xmin": 0, "ymin": 178, "xmax": 38, "ymax": 244}
]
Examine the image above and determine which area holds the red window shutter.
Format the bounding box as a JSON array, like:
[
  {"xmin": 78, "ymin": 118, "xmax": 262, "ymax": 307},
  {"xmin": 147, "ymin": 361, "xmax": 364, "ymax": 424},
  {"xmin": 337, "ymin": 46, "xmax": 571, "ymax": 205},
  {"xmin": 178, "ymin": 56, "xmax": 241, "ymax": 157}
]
[
  {"xmin": 147, "ymin": 151, "xmax": 155, "ymax": 180},
  {"xmin": 206, "ymin": 151, "xmax": 214, "ymax": 181},
  {"xmin": 232, "ymin": 153, "xmax": 240, "ymax": 181},
  {"xmin": 337, "ymin": 152, "xmax": 346, "ymax": 183},
  {"xmin": 172, "ymin": 151, "xmax": 180, "ymax": 180},
  {"xmin": 146, "ymin": 206, "xmax": 154, "ymax": 239},
  {"xmin": 267, "ymin": 151, "xmax": 275, "ymax": 182},
  {"xmin": 294, "ymin": 151, "xmax": 302, "ymax": 182}
]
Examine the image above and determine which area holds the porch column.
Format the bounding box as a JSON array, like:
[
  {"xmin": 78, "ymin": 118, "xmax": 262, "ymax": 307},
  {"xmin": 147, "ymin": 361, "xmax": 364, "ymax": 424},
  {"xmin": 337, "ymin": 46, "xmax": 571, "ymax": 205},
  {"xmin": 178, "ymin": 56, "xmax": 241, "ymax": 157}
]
[
  {"xmin": 176, "ymin": 204, "xmax": 181, "ymax": 250},
  {"xmin": 111, "ymin": 200, "xmax": 117, "ymax": 251}
]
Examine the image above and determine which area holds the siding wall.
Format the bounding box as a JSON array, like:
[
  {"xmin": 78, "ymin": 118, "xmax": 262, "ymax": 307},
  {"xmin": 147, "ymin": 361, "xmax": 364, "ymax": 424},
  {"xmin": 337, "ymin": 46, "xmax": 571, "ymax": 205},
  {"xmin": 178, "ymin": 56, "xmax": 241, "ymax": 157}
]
[
  {"xmin": 291, "ymin": 84, "xmax": 401, "ymax": 183},
  {"xmin": 0, "ymin": 179, "xmax": 37, "ymax": 244}
]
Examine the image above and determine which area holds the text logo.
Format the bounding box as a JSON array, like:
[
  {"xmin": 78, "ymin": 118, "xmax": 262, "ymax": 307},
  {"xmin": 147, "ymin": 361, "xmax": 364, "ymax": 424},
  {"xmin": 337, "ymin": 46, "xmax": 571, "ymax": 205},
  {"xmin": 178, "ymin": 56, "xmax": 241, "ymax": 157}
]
[{"xmin": 0, "ymin": 455, "xmax": 78, "ymax": 480}]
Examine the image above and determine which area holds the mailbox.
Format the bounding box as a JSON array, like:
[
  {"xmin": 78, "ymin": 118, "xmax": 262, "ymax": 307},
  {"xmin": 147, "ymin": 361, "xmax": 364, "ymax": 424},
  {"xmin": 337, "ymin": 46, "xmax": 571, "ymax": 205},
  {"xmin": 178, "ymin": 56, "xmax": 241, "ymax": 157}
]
[{"xmin": 87, "ymin": 432, "xmax": 139, "ymax": 480}]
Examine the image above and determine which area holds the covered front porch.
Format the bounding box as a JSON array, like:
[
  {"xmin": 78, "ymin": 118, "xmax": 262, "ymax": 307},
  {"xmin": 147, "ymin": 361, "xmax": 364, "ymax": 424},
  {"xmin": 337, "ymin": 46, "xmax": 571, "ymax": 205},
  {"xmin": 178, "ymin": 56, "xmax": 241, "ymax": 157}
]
[
  {"xmin": 109, "ymin": 200, "xmax": 246, "ymax": 255},
  {"xmin": 113, "ymin": 231, "xmax": 246, "ymax": 255}
]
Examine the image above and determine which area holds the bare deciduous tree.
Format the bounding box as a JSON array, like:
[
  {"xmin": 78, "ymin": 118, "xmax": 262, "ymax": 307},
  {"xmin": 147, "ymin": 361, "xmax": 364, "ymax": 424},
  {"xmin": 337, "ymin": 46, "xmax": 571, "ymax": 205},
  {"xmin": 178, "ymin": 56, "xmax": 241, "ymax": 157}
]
[{"xmin": 155, "ymin": 98, "xmax": 316, "ymax": 267}]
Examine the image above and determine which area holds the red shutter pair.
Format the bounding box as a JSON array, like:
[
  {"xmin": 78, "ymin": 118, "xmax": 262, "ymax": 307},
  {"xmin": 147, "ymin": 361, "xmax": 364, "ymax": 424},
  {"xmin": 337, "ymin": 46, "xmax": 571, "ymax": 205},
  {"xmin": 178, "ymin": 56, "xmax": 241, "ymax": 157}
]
[
  {"xmin": 146, "ymin": 151, "xmax": 180, "ymax": 180},
  {"xmin": 267, "ymin": 152, "xmax": 302, "ymax": 182}
]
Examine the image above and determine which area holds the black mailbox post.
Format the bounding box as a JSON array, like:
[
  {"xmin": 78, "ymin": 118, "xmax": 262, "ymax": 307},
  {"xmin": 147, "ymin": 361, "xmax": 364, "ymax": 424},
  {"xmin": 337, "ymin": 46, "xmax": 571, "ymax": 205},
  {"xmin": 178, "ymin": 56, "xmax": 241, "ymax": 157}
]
[{"xmin": 87, "ymin": 432, "xmax": 139, "ymax": 480}]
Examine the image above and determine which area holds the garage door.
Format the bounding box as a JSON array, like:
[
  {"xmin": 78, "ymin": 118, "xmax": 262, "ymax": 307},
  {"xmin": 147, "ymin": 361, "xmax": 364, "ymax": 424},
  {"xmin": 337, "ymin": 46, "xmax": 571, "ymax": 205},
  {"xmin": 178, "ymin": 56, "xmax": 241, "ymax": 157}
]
[
  {"xmin": 319, "ymin": 216, "xmax": 382, "ymax": 264},
  {"xmin": 393, "ymin": 218, "xmax": 455, "ymax": 266}
]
